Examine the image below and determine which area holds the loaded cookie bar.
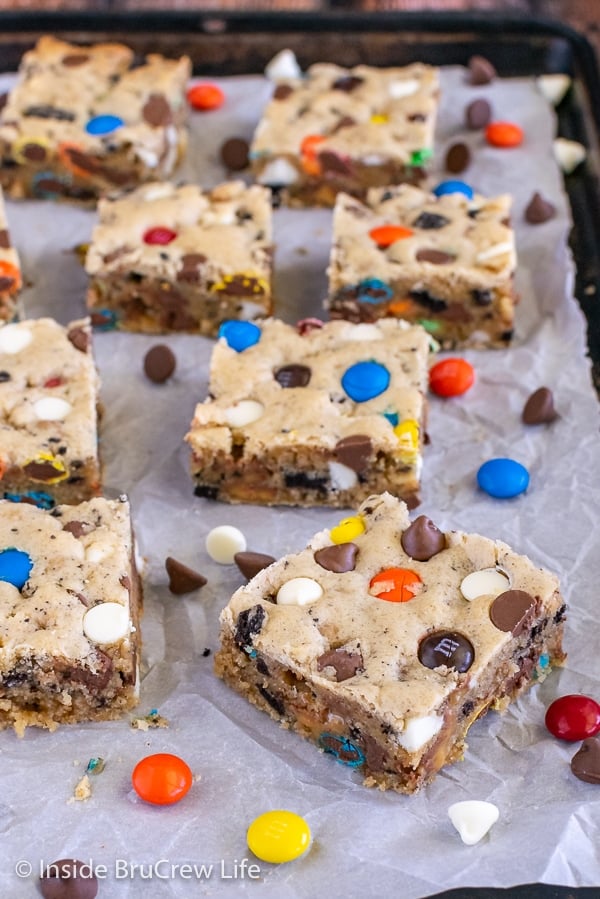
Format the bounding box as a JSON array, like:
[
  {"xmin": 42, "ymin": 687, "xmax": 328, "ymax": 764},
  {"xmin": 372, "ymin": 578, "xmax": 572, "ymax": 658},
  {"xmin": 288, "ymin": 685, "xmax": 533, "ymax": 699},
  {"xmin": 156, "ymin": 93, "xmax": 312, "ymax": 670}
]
[
  {"xmin": 85, "ymin": 181, "xmax": 273, "ymax": 335},
  {"xmin": 215, "ymin": 492, "xmax": 566, "ymax": 793},
  {"xmin": 328, "ymin": 184, "xmax": 517, "ymax": 347},
  {"xmin": 0, "ymin": 495, "xmax": 141, "ymax": 734},
  {"xmin": 0, "ymin": 187, "xmax": 21, "ymax": 321},
  {"xmin": 0, "ymin": 35, "xmax": 190, "ymax": 204},
  {"xmin": 0, "ymin": 317, "xmax": 101, "ymax": 507},
  {"xmin": 250, "ymin": 62, "xmax": 438, "ymax": 206},
  {"xmin": 186, "ymin": 317, "xmax": 429, "ymax": 507}
]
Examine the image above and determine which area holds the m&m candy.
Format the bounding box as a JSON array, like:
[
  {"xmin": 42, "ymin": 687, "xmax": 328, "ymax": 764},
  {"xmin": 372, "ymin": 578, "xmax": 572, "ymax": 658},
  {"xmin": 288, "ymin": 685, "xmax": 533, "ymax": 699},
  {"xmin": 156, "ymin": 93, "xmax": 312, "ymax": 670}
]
[
  {"xmin": 369, "ymin": 567, "xmax": 422, "ymax": 603},
  {"xmin": 0, "ymin": 548, "xmax": 33, "ymax": 590},
  {"xmin": 545, "ymin": 695, "xmax": 600, "ymax": 741},
  {"xmin": 433, "ymin": 180, "xmax": 474, "ymax": 200},
  {"xmin": 477, "ymin": 458, "xmax": 529, "ymax": 498},
  {"xmin": 217, "ymin": 320, "xmax": 261, "ymax": 352},
  {"xmin": 485, "ymin": 121, "xmax": 524, "ymax": 148},
  {"xmin": 429, "ymin": 358, "xmax": 475, "ymax": 397},
  {"xmin": 143, "ymin": 226, "xmax": 177, "ymax": 246},
  {"xmin": 187, "ymin": 83, "xmax": 225, "ymax": 111},
  {"xmin": 341, "ymin": 360, "xmax": 390, "ymax": 402},
  {"xmin": 247, "ymin": 810, "xmax": 311, "ymax": 864},
  {"xmin": 132, "ymin": 753, "xmax": 193, "ymax": 805}
]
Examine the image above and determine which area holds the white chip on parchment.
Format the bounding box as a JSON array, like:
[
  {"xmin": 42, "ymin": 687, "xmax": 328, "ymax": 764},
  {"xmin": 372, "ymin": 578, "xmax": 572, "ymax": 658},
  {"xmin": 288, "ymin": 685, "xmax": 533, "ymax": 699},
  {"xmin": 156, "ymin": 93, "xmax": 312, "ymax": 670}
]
[
  {"xmin": 553, "ymin": 137, "xmax": 586, "ymax": 173},
  {"xmin": 448, "ymin": 800, "xmax": 500, "ymax": 845},
  {"xmin": 265, "ymin": 48, "xmax": 302, "ymax": 81},
  {"xmin": 206, "ymin": 525, "xmax": 247, "ymax": 564},
  {"xmin": 537, "ymin": 73, "xmax": 571, "ymax": 106}
]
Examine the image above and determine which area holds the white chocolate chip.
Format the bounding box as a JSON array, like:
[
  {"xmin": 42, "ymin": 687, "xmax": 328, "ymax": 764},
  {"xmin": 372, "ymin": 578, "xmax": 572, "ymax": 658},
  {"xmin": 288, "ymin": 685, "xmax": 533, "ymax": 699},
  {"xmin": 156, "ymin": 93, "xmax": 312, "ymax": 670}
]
[
  {"xmin": 141, "ymin": 182, "xmax": 176, "ymax": 201},
  {"xmin": 475, "ymin": 241, "xmax": 514, "ymax": 263},
  {"xmin": 361, "ymin": 154, "xmax": 386, "ymax": 166},
  {"xmin": 85, "ymin": 540, "xmax": 112, "ymax": 564},
  {"xmin": 265, "ymin": 48, "xmax": 302, "ymax": 81},
  {"xmin": 397, "ymin": 714, "xmax": 443, "ymax": 752},
  {"xmin": 83, "ymin": 602, "xmax": 129, "ymax": 644},
  {"xmin": 0, "ymin": 324, "xmax": 32, "ymax": 354},
  {"xmin": 32, "ymin": 397, "xmax": 72, "ymax": 421},
  {"xmin": 388, "ymin": 78, "xmax": 420, "ymax": 99},
  {"xmin": 537, "ymin": 73, "xmax": 571, "ymax": 106},
  {"xmin": 328, "ymin": 461, "xmax": 358, "ymax": 491},
  {"xmin": 553, "ymin": 137, "xmax": 586, "ymax": 174},
  {"xmin": 257, "ymin": 158, "xmax": 299, "ymax": 187},
  {"xmin": 224, "ymin": 400, "xmax": 264, "ymax": 427},
  {"xmin": 277, "ymin": 576, "xmax": 323, "ymax": 606},
  {"xmin": 341, "ymin": 323, "xmax": 383, "ymax": 342},
  {"xmin": 460, "ymin": 568, "xmax": 510, "ymax": 601},
  {"xmin": 206, "ymin": 525, "xmax": 247, "ymax": 564},
  {"xmin": 448, "ymin": 800, "xmax": 499, "ymax": 845}
]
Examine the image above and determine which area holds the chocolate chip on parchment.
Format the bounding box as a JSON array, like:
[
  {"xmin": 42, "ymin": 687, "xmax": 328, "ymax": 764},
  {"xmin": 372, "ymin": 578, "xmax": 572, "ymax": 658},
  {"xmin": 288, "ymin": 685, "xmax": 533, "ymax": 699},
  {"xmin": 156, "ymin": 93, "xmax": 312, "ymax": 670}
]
[
  {"xmin": 466, "ymin": 98, "xmax": 492, "ymax": 129},
  {"xmin": 142, "ymin": 93, "xmax": 172, "ymax": 127},
  {"xmin": 571, "ymin": 736, "xmax": 600, "ymax": 784},
  {"xmin": 525, "ymin": 192, "xmax": 556, "ymax": 224},
  {"xmin": 445, "ymin": 142, "xmax": 471, "ymax": 174},
  {"xmin": 314, "ymin": 542, "xmax": 358, "ymax": 573},
  {"xmin": 334, "ymin": 435, "xmax": 372, "ymax": 473},
  {"xmin": 317, "ymin": 648, "xmax": 363, "ymax": 681},
  {"xmin": 143, "ymin": 344, "xmax": 176, "ymax": 383},
  {"xmin": 274, "ymin": 364, "xmax": 311, "ymax": 388},
  {"xmin": 489, "ymin": 590, "xmax": 536, "ymax": 635},
  {"xmin": 39, "ymin": 858, "xmax": 98, "ymax": 899},
  {"xmin": 468, "ymin": 55, "xmax": 497, "ymax": 85},
  {"xmin": 401, "ymin": 515, "xmax": 446, "ymax": 561},
  {"xmin": 418, "ymin": 631, "xmax": 474, "ymax": 673},
  {"xmin": 220, "ymin": 136, "xmax": 250, "ymax": 171},
  {"xmin": 522, "ymin": 386, "xmax": 558, "ymax": 424},
  {"xmin": 165, "ymin": 557, "xmax": 207, "ymax": 595},
  {"xmin": 234, "ymin": 551, "xmax": 276, "ymax": 580}
]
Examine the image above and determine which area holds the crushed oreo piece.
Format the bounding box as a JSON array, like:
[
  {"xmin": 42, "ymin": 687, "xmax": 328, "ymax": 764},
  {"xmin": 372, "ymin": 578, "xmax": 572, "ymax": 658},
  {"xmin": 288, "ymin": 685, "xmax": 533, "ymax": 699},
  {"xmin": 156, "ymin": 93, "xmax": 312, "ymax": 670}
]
[
  {"xmin": 234, "ymin": 604, "xmax": 266, "ymax": 647},
  {"xmin": 412, "ymin": 211, "xmax": 450, "ymax": 230},
  {"xmin": 23, "ymin": 104, "xmax": 76, "ymax": 121}
]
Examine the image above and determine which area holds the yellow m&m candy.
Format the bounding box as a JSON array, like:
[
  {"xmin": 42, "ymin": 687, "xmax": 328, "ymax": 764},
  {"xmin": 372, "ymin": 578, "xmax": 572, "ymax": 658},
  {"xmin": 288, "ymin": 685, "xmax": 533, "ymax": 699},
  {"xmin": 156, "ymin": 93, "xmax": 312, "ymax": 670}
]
[
  {"xmin": 247, "ymin": 810, "xmax": 311, "ymax": 864},
  {"xmin": 330, "ymin": 515, "xmax": 365, "ymax": 544}
]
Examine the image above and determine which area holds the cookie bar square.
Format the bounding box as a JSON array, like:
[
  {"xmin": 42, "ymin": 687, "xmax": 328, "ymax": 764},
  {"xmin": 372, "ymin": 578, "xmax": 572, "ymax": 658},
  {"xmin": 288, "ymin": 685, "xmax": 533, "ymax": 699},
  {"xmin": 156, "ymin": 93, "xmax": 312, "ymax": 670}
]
[
  {"xmin": 0, "ymin": 187, "xmax": 21, "ymax": 321},
  {"xmin": 327, "ymin": 185, "xmax": 517, "ymax": 348},
  {"xmin": 0, "ymin": 317, "xmax": 101, "ymax": 507},
  {"xmin": 215, "ymin": 492, "xmax": 566, "ymax": 793},
  {"xmin": 85, "ymin": 181, "xmax": 273, "ymax": 335},
  {"xmin": 0, "ymin": 495, "xmax": 142, "ymax": 734},
  {"xmin": 250, "ymin": 63, "xmax": 438, "ymax": 207},
  {"xmin": 0, "ymin": 35, "xmax": 190, "ymax": 204},
  {"xmin": 186, "ymin": 317, "xmax": 429, "ymax": 507}
]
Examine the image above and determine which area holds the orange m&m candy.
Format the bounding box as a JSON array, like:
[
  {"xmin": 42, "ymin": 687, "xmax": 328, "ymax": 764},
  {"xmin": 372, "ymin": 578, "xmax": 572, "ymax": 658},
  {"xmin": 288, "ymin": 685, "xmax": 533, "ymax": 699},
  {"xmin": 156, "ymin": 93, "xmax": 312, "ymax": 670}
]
[
  {"xmin": 369, "ymin": 567, "xmax": 422, "ymax": 603},
  {"xmin": 187, "ymin": 83, "xmax": 225, "ymax": 111},
  {"xmin": 429, "ymin": 358, "xmax": 475, "ymax": 397},
  {"xmin": 485, "ymin": 121, "xmax": 524, "ymax": 148},
  {"xmin": 0, "ymin": 260, "xmax": 21, "ymax": 291},
  {"xmin": 369, "ymin": 225, "xmax": 414, "ymax": 248},
  {"xmin": 132, "ymin": 752, "xmax": 193, "ymax": 805}
]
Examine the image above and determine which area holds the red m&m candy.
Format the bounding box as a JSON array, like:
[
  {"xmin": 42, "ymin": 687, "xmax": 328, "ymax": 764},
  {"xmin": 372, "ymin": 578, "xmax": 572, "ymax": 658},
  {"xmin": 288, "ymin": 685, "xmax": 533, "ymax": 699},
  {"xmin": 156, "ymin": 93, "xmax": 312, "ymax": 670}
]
[
  {"xmin": 545, "ymin": 694, "xmax": 600, "ymax": 741},
  {"xmin": 143, "ymin": 226, "xmax": 177, "ymax": 246},
  {"xmin": 132, "ymin": 752, "xmax": 193, "ymax": 805},
  {"xmin": 429, "ymin": 358, "xmax": 475, "ymax": 397}
]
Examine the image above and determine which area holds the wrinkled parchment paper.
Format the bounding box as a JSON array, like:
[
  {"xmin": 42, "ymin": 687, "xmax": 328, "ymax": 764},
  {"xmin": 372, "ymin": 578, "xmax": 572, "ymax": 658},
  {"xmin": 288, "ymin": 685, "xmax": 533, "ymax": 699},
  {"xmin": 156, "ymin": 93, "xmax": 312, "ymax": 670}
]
[{"xmin": 0, "ymin": 66, "xmax": 599, "ymax": 898}]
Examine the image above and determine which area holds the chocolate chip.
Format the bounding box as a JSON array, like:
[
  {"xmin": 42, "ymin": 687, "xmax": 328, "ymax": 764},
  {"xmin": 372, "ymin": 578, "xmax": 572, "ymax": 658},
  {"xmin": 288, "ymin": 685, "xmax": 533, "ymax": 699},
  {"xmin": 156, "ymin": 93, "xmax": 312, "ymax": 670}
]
[
  {"xmin": 67, "ymin": 326, "xmax": 90, "ymax": 353},
  {"xmin": 0, "ymin": 229, "xmax": 9, "ymax": 249},
  {"xmin": 401, "ymin": 515, "xmax": 446, "ymax": 561},
  {"xmin": 445, "ymin": 142, "xmax": 471, "ymax": 174},
  {"xmin": 466, "ymin": 98, "xmax": 492, "ymax": 129},
  {"xmin": 571, "ymin": 736, "xmax": 600, "ymax": 784},
  {"xmin": 332, "ymin": 115, "xmax": 356, "ymax": 133},
  {"xmin": 165, "ymin": 556, "xmax": 207, "ymax": 595},
  {"xmin": 314, "ymin": 542, "xmax": 358, "ymax": 573},
  {"xmin": 408, "ymin": 112, "xmax": 427, "ymax": 122},
  {"xmin": 257, "ymin": 685, "xmax": 285, "ymax": 716},
  {"xmin": 410, "ymin": 289, "xmax": 448, "ymax": 312},
  {"xmin": 319, "ymin": 150, "xmax": 353, "ymax": 176},
  {"xmin": 274, "ymin": 364, "xmax": 311, "ymax": 388},
  {"xmin": 415, "ymin": 249, "xmax": 455, "ymax": 264},
  {"xmin": 412, "ymin": 212, "xmax": 450, "ymax": 230},
  {"xmin": 23, "ymin": 104, "xmax": 75, "ymax": 122},
  {"xmin": 418, "ymin": 631, "xmax": 474, "ymax": 673},
  {"xmin": 22, "ymin": 142, "xmax": 47, "ymax": 162},
  {"xmin": 62, "ymin": 53, "xmax": 90, "ymax": 67},
  {"xmin": 234, "ymin": 604, "xmax": 266, "ymax": 647},
  {"xmin": 0, "ymin": 93, "xmax": 7, "ymax": 113},
  {"xmin": 317, "ymin": 648, "xmax": 363, "ymax": 681},
  {"xmin": 39, "ymin": 858, "xmax": 98, "ymax": 899},
  {"xmin": 63, "ymin": 520, "xmax": 90, "ymax": 538},
  {"xmin": 22, "ymin": 460, "xmax": 63, "ymax": 481},
  {"xmin": 273, "ymin": 84, "xmax": 294, "ymax": 100},
  {"xmin": 525, "ymin": 191, "xmax": 556, "ymax": 224},
  {"xmin": 468, "ymin": 55, "xmax": 497, "ymax": 85},
  {"xmin": 220, "ymin": 136, "xmax": 250, "ymax": 171},
  {"xmin": 177, "ymin": 252, "xmax": 207, "ymax": 283},
  {"xmin": 0, "ymin": 371, "xmax": 10, "ymax": 382},
  {"xmin": 234, "ymin": 551, "xmax": 276, "ymax": 580},
  {"xmin": 334, "ymin": 434, "xmax": 372, "ymax": 473},
  {"xmin": 522, "ymin": 386, "xmax": 558, "ymax": 424},
  {"xmin": 142, "ymin": 93, "xmax": 172, "ymax": 127},
  {"xmin": 34, "ymin": 176, "xmax": 68, "ymax": 195},
  {"xmin": 144, "ymin": 344, "xmax": 176, "ymax": 383},
  {"xmin": 489, "ymin": 590, "xmax": 536, "ymax": 635},
  {"xmin": 332, "ymin": 75, "xmax": 364, "ymax": 92}
]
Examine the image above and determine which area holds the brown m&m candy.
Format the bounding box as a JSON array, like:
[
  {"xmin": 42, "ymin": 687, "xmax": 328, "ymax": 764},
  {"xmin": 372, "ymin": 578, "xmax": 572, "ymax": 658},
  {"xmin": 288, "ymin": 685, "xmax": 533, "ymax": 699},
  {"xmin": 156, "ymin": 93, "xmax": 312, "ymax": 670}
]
[
  {"xmin": 39, "ymin": 858, "xmax": 98, "ymax": 899},
  {"xmin": 144, "ymin": 344, "xmax": 176, "ymax": 383},
  {"xmin": 220, "ymin": 136, "xmax": 250, "ymax": 171},
  {"xmin": 466, "ymin": 98, "xmax": 492, "ymax": 129},
  {"xmin": 445, "ymin": 142, "xmax": 471, "ymax": 174},
  {"xmin": 418, "ymin": 631, "xmax": 474, "ymax": 673}
]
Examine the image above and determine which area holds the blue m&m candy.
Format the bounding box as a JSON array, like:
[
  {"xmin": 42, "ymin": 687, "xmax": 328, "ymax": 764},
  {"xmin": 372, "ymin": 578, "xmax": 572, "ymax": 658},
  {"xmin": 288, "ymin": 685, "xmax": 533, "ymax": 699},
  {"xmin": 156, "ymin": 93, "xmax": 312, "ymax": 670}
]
[
  {"xmin": 433, "ymin": 180, "xmax": 474, "ymax": 200},
  {"xmin": 85, "ymin": 114, "xmax": 125, "ymax": 136},
  {"xmin": 0, "ymin": 548, "xmax": 33, "ymax": 589},
  {"xmin": 341, "ymin": 360, "xmax": 390, "ymax": 403},
  {"xmin": 217, "ymin": 320, "xmax": 261, "ymax": 352},
  {"xmin": 477, "ymin": 458, "xmax": 529, "ymax": 498}
]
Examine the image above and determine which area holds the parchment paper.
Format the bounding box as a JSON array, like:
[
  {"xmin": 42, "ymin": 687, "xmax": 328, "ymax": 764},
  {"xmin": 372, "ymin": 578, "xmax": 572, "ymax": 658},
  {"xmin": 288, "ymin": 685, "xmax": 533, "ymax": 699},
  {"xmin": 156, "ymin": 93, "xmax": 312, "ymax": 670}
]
[{"xmin": 0, "ymin": 66, "xmax": 599, "ymax": 898}]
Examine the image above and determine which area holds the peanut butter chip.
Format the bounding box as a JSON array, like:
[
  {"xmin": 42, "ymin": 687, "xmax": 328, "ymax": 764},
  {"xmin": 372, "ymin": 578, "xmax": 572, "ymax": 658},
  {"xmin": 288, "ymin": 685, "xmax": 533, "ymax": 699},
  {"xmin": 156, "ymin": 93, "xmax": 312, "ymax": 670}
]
[
  {"xmin": 142, "ymin": 93, "xmax": 173, "ymax": 127},
  {"xmin": 571, "ymin": 737, "xmax": 600, "ymax": 784},
  {"xmin": 334, "ymin": 435, "xmax": 372, "ymax": 473},
  {"xmin": 165, "ymin": 557, "xmax": 207, "ymax": 595},
  {"xmin": 525, "ymin": 192, "xmax": 556, "ymax": 224},
  {"xmin": 522, "ymin": 386, "xmax": 558, "ymax": 424},
  {"xmin": 401, "ymin": 515, "xmax": 446, "ymax": 561},
  {"xmin": 317, "ymin": 648, "xmax": 363, "ymax": 681},
  {"xmin": 234, "ymin": 551, "xmax": 276, "ymax": 580},
  {"xmin": 489, "ymin": 589, "xmax": 535, "ymax": 634},
  {"xmin": 314, "ymin": 542, "xmax": 358, "ymax": 573}
]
